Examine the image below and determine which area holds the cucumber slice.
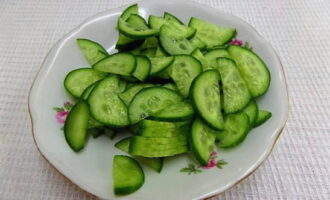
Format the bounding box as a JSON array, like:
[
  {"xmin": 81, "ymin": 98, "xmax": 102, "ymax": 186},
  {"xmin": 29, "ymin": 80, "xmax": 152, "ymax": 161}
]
[
  {"xmin": 148, "ymin": 15, "xmax": 167, "ymax": 32},
  {"xmin": 116, "ymin": 4, "xmax": 144, "ymax": 50},
  {"xmin": 118, "ymin": 78, "xmax": 128, "ymax": 92},
  {"xmin": 254, "ymin": 110, "xmax": 272, "ymax": 127},
  {"xmin": 113, "ymin": 155, "xmax": 144, "ymax": 195},
  {"xmin": 169, "ymin": 55, "xmax": 202, "ymax": 97},
  {"xmin": 120, "ymin": 4, "xmax": 138, "ymax": 20},
  {"xmin": 189, "ymin": 17, "xmax": 236, "ymax": 49},
  {"xmin": 77, "ymin": 39, "xmax": 108, "ymax": 65},
  {"xmin": 118, "ymin": 15, "xmax": 158, "ymax": 39},
  {"xmin": 93, "ymin": 53, "xmax": 136, "ymax": 76},
  {"xmin": 155, "ymin": 46, "xmax": 168, "ymax": 57},
  {"xmin": 216, "ymin": 112, "xmax": 250, "ymax": 148},
  {"xmin": 204, "ymin": 48, "xmax": 230, "ymax": 69},
  {"xmin": 129, "ymin": 136, "xmax": 188, "ymax": 157},
  {"xmin": 242, "ymin": 100, "xmax": 258, "ymax": 128},
  {"xmin": 191, "ymin": 70, "xmax": 225, "ymax": 130},
  {"xmin": 128, "ymin": 87, "xmax": 194, "ymax": 124},
  {"xmin": 64, "ymin": 68, "xmax": 107, "ymax": 98},
  {"xmin": 159, "ymin": 34, "xmax": 195, "ymax": 55},
  {"xmin": 119, "ymin": 83, "xmax": 154, "ymax": 105},
  {"xmin": 88, "ymin": 76, "xmax": 130, "ymax": 127},
  {"xmin": 115, "ymin": 137, "xmax": 163, "ymax": 173},
  {"xmin": 132, "ymin": 56, "xmax": 151, "ymax": 81},
  {"xmin": 190, "ymin": 37, "xmax": 206, "ymax": 50},
  {"xmin": 138, "ymin": 120, "xmax": 190, "ymax": 138},
  {"xmin": 227, "ymin": 45, "xmax": 270, "ymax": 97},
  {"xmin": 139, "ymin": 48, "xmax": 157, "ymax": 57},
  {"xmin": 190, "ymin": 118, "xmax": 216, "ymax": 165},
  {"xmin": 163, "ymin": 12, "xmax": 184, "ymax": 25},
  {"xmin": 160, "ymin": 21, "xmax": 196, "ymax": 39},
  {"xmin": 191, "ymin": 48, "xmax": 210, "ymax": 71},
  {"xmin": 81, "ymin": 81, "xmax": 99, "ymax": 100},
  {"xmin": 217, "ymin": 57, "xmax": 251, "ymax": 113},
  {"xmin": 163, "ymin": 83, "xmax": 179, "ymax": 91},
  {"xmin": 64, "ymin": 101, "xmax": 89, "ymax": 152},
  {"xmin": 149, "ymin": 56, "xmax": 174, "ymax": 75},
  {"xmin": 116, "ymin": 34, "xmax": 144, "ymax": 51}
]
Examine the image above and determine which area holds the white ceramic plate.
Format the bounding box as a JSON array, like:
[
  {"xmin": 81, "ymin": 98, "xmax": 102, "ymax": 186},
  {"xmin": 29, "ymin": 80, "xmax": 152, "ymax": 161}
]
[{"xmin": 29, "ymin": 0, "xmax": 289, "ymax": 199}]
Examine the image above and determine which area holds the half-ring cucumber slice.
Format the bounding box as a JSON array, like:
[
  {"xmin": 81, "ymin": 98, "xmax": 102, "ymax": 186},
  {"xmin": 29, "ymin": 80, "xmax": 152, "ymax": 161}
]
[
  {"xmin": 191, "ymin": 70, "xmax": 225, "ymax": 130},
  {"xmin": 113, "ymin": 155, "xmax": 144, "ymax": 195},
  {"xmin": 93, "ymin": 53, "xmax": 136, "ymax": 76},
  {"xmin": 227, "ymin": 45, "xmax": 271, "ymax": 97},
  {"xmin": 64, "ymin": 101, "xmax": 89, "ymax": 152},
  {"xmin": 64, "ymin": 68, "xmax": 107, "ymax": 98},
  {"xmin": 217, "ymin": 57, "xmax": 251, "ymax": 113},
  {"xmin": 88, "ymin": 76, "xmax": 130, "ymax": 127},
  {"xmin": 189, "ymin": 118, "xmax": 216, "ymax": 165},
  {"xmin": 128, "ymin": 87, "xmax": 194, "ymax": 124}
]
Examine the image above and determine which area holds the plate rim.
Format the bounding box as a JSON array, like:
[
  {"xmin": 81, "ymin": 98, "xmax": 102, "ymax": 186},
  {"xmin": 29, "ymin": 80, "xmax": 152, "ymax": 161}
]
[{"xmin": 28, "ymin": 0, "xmax": 290, "ymax": 199}]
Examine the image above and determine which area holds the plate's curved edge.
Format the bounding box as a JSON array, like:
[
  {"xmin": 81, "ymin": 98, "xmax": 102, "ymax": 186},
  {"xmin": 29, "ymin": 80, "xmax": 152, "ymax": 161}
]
[{"xmin": 28, "ymin": 0, "xmax": 290, "ymax": 199}]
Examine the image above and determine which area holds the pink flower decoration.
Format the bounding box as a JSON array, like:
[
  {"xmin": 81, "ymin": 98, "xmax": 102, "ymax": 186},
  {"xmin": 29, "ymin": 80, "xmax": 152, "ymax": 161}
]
[
  {"xmin": 56, "ymin": 111, "xmax": 68, "ymax": 124},
  {"xmin": 201, "ymin": 159, "xmax": 217, "ymax": 169},
  {"xmin": 228, "ymin": 39, "xmax": 243, "ymax": 46}
]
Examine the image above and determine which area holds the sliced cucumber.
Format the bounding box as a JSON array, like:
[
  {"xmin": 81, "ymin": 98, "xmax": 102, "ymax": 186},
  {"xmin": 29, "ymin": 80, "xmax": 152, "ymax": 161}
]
[
  {"xmin": 191, "ymin": 70, "xmax": 224, "ymax": 130},
  {"xmin": 116, "ymin": 4, "xmax": 145, "ymax": 50},
  {"xmin": 88, "ymin": 76, "xmax": 129, "ymax": 127},
  {"xmin": 140, "ymin": 48, "xmax": 157, "ymax": 57},
  {"xmin": 81, "ymin": 81, "xmax": 99, "ymax": 100},
  {"xmin": 159, "ymin": 34, "xmax": 195, "ymax": 55},
  {"xmin": 169, "ymin": 55, "xmax": 202, "ymax": 97},
  {"xmin": 64, "ymin": 101, "xmax": 89, "ymax": 152},
  {"xmin": 148, "ymin": 15, "xmax": 167, "ymax": 32},
  {"xmin": 191, "ymin": 48, "xmax": 210, "ymax": 71},
  {"xmin": 217, "ymin": 57, "xmax": 251, "ymax": 113},
  {"xmin": 118, "ymin": 15, "xmax": 158, "ymax": 39},
  {"xmin": 149, "ymin": 56, "xmax": 174, "ymax": 75},
  {"xmin": 163, "ymin": 12, "xmax": 184, "ymax": 25},
  {"xmin": 189, "ymin": 118, "xmax": 216, "ymax": 165},
  {"xmin": 216, "ymin": 112, "xmax": 250, "ymax": 148},
  {"xmin": 64, "ymin": 68, "xmax": 107, "ymax": 98},
  {"xmin": 77, "ymin": 39, "xmax": 108, "ymax": 65},
  {"xmin": 120, "ymin": 4, "xmax": 138, "ymax": 20},
  {"xmin": 155, "ymin": 46, "xmax": 168, "ymax": 57},
  {"xmin": 132, "ymin": 56, "xmax": 151, "ymax": 81},
  {"xmin": 163, "ymin": 83, "xmax": 179, "ymax": 91},
  {"xmin": 138, "ymin": 120, "xmax": 190, "ymax": 138},
  {"xmin": 189, "ymin": 17, "xmax": 236, "ymax": 49},
  {"xmin": 113, "ymin": 155, "xmax": 144, "ymax": 195},
  {"xmin": 227, "ymin": 45, "xmax": 270, "ymax": 97},
  {"xmin": 119, "ymin": 83, "xmax": 154, "ymax": 105},
  {"xmin": 129, "ymin": 136, "xmax": 188, "ymax": 157},
  {"xmin": 242, "ymin": 100, "xmax": 258, "ymax": 128},
  {"xmin": 128, "ymin": 87, "xmax": 194, "ymax": 124},
  {"xmin": 190, "ymin": 37, "xmax": 206, "ymax": 50},
  {"xmin": 204, "ymin": 48, "xmax": 230, "ymax": 69},
  {"xmin": 254, "ymin": 110, "xmax": 272, "ymax": 127},
  {"xmin": 93, "ymin": 53, "xmax": 136, "ymax": 76},
  {"xmin": 116, "ymin": 33, "xmax": 144, "ymax": 51},
  {"xmin": 160, "ymin": 21, "xmax": 196, "ymax": 39},
  {"xmin": 115, "ymin": 137, "xmax": 163, "ymax": 172}
]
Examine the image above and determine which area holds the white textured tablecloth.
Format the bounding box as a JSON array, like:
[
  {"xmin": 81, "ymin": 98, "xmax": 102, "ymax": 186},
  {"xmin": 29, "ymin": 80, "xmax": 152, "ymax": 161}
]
[{"xmin": 1, "ymin": 0, "xmax": 329, "ymax": 199}]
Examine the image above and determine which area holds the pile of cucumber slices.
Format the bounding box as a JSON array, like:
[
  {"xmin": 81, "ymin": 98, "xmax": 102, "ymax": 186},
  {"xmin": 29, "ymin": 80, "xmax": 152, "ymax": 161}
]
[{"xmin": 63, "ymin": 4, "xmax": 272, "ymax": 195}]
